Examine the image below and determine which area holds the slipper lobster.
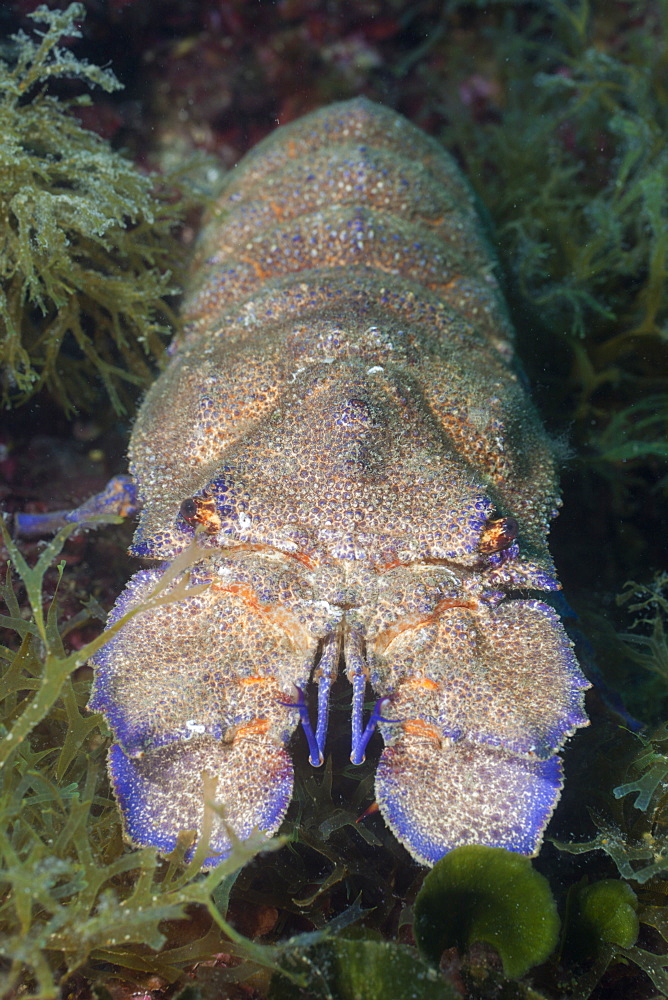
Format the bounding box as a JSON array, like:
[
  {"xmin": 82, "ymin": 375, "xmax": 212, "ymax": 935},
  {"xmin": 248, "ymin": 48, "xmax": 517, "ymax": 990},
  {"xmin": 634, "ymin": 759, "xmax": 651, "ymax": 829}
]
[{"xmin": 60, "ymin": 99, "xmax": 590, "ymax": 866}]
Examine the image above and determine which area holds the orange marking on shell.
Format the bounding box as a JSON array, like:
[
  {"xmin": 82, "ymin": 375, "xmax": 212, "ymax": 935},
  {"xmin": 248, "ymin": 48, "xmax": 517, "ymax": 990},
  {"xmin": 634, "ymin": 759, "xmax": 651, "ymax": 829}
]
[
  {"xmin": 441, "ymin": 276, "xmax": 465, "ymax": 292},
  {"xmin": 291, "ymin": 550, "xmax": 316, "ymax": 569},
  {"xmin": 373, "ymin": 599, "xmax": 477, "ymax": 655},
  {"xmin": 376, "ymin": 557, "xmax": 406, "ymax": 572},
  {"xmin": 214, "ymin": 581, "xmax": 264, "ymax": 610},
  {"xmin": 434, "ymin": 597, "xmax": 477, "ymax": 615},
  {"xmin": 222, "ymin": 540, "xmax": 316, "ymax": 570},
  {"xmin": 234, "ymin": 719, "xmax": 270, "ymax": 740},
  {"xmin": 402, "ymin": 720, "xmax": 441, "ymax": 741},
  {"xmin": 427, "ymin": 278, "xmax": 461, "ymax": 294},
  {"xmin": 238, "ymin": 253, "xmax": 270, "ymax": 281},
  {"xmin": 212, "ymin": 578, "xmax": 313, "ymax": 652},
  {"xmin": 403, "ymin": 677, "xmax": 440, "ymax": 692},
  {"xmin": 109, "ymin": 479, "xmax": 136, "ymax": 517}
]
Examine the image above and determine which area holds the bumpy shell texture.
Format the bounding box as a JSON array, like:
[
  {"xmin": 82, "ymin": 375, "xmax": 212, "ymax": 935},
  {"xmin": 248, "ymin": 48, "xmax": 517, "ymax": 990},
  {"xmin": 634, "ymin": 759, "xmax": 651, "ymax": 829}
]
[{"xmin": 89, "ymin": 98, "xmax": 589, "ymax": 868}]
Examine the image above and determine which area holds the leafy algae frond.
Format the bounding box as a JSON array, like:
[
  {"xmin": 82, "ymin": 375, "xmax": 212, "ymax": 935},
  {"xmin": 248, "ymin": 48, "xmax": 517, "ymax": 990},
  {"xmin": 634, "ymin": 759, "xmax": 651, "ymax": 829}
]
[
  {"xmin": 616, "ymin": 573, "xmax": 668, "ymax": 682},
  {"xmin": 0, "ymin": 3, "xmax": 184, "ymax": 413},
  {"xmin": 448, "ymin": 0, "xmax": 668, "ymax": 346},
  {"xmin": 0, "ymin": 523, "xmax": 294, "ymax": 998},
  {"xmin": 555, "ymin": 575, "xmax": 668, "ymax": 875},
  {"xmin": 547, "ymin": 569, "xmax": 668, "ymax": 996},
  {"xmin": 445, "ymin": 0, "xmax": 668, "ymax": 492}
]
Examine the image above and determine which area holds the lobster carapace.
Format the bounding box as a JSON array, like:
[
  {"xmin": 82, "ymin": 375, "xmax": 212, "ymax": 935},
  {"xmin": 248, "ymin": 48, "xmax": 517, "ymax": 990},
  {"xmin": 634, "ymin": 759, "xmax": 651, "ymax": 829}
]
[{"xmin": 76, "ymin": 98, "xmax": 587, "ymax": 866}]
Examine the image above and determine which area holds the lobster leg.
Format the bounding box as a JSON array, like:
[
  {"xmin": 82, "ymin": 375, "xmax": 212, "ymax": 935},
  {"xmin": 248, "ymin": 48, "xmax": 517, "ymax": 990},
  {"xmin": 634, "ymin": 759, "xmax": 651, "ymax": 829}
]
[
  {"xmin": 12, "ymin": 474, "xmax": 139, "ymax": 536},
  {"xmin": 352, "ymin": 696, "xmax": 393, "ymax": 765},
  {"xmin": 346, "ymin": 630, "xmax": 376, "ymax": 765},
  {"xmin": 288, "ymin": 685, "xmax": 323, "ymax": 767},
  {"xmin": 313, "ymin": 632, "xmax": 341, "ymax": 763}
]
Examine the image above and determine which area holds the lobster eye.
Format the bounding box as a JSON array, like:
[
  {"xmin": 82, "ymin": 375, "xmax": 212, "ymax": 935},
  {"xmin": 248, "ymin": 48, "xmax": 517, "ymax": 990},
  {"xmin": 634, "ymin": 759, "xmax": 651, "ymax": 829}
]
[
  {"xmin": 179, "ymin": 494, "xmax": 222, "ymax": 533},
  {"xmin": 478, "ymin": 516, "xmax": 518, "ymax": 554},
  {"xmin": 180, "ymin": 498, "xmax": 198, "ymax": 523}
]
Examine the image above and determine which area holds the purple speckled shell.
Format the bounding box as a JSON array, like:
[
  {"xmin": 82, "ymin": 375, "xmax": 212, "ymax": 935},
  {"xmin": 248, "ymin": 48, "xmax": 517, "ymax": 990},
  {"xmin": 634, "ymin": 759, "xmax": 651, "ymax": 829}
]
[{"xmin": 89, "ymin": 99, "xmax": 589, "ymax": 867}]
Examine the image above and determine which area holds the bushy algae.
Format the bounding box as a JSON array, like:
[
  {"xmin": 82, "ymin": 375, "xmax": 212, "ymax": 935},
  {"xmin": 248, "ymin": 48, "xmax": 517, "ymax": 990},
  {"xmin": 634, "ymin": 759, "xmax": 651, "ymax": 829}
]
[{"xmin": 0, "ymin": 3, "xmax": 184, "ymax": 412}]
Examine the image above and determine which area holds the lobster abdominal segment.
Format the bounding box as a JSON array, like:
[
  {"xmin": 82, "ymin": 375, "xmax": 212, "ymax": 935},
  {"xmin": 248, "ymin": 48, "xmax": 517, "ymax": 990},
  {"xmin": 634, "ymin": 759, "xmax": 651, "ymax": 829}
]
[{"xmin": 88, "ymin": 99, "xmax": 589, "ymax": 867}]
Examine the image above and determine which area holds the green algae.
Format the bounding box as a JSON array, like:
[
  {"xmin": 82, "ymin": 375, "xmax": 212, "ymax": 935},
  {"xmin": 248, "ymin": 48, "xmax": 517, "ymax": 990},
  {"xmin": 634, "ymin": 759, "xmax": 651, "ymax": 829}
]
[
  {"xmin": 3, "ymin": 5, "xmax": 668, "ymax": 996},
  {"xmin": 443, "ymin": 0, "xmax": 668, "ymax": 497},
  {"xmin": 0, "ymin": 521, "xmax": 451, "ymax": 999},
  {"xmin": 566, "ymin": 879, "xmax": 639, "ymax": 956},
  {"xmin": 2, "ymin": 516, "xmax": 554, "ymax": 999},
  {"xmin": 555, "ymin": 722, "xmax": 668, "ymax": 889},
  {"xmin": 556, "ymin": 817, "xmax": 668, "ymax": 886},
  {"xmin": 616, "ymin": 573, "xmax": 668, "ymax": 695},
  {"xmin": 557, "ymin": 872, "xmax": 668, "ymax": 999},
  {"xmin": 0, "ymin": 523, "xmax": 297, "ymax": 998},
  {"xmin": 270, "ymin": 937, "xmax": 457, "ymax": 1000},
  {"xmin": 613, "ymin": 724, "xmax": 668, "ymax": 817},
  {"xmin": 447, "ymin": 0, "xmax": 668, "ymax": 343},
  {"xmin": 0, "ymin": 4, "xmax": 186, "ymax": 413},
  {"xmin": 413, "ymin": 845, "xmax": 560, "ymax": 980}
]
